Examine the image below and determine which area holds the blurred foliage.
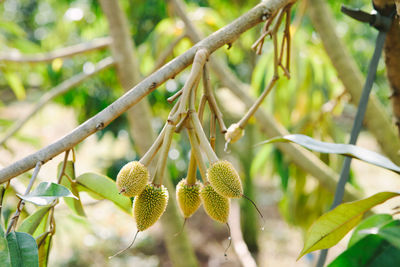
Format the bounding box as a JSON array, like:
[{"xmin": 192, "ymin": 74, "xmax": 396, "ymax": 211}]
[{"xmin": 0, "ymin": 0, "xmax": 395, "ymax": 265}]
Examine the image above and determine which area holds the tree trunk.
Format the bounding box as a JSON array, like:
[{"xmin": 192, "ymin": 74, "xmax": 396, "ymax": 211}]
[
  {"xmin": 372, "ymin": 1, "xmax": 400, "ymax": 136},
  {"xmin": 99, "ymin": 1, "xmax": 198, "ymax": 266},
  {"xmin": 308, "ymin": 0, "xmax": 400, "ymax": 165}
]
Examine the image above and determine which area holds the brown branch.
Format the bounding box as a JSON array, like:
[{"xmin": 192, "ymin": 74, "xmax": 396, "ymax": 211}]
[
  {"xmin": 0, "ymin": 0, "xmax": 291, "ymax": 184},
  {"xmin": 0, "ymin": 57, "xmax": 115, "ymax": 146},
  {"xmin": 0, "ymin": 37, "xmax": 112, "ymax": 63}
]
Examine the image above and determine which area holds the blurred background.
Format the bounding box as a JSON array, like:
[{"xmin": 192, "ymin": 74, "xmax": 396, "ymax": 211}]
[{"xmin": 1, "ymin": 0, "xmax": 400, "ymax": 266}]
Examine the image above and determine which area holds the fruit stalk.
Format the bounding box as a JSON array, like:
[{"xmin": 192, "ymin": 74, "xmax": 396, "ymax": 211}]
[
  {"xmin": 153, "ymin": 123, "xmax": 176, "ymax": 185},
  {"xmin": 186, "ymin": 126, "xmax": 208, "ymax": 182},
  {"xmin": 190, "ymin": 112, "xmax": 219, "ymax": 164},
  {"xmin": 186, "ymin": 151, "xmax": 197, "ymax": 185},
  {"xmin": 170, "ymin": 48, "xmax": 208, "ymax": 124},
  {"xmin": 202, "ymin": 64, "xmax": 227, "ymax": 133}
]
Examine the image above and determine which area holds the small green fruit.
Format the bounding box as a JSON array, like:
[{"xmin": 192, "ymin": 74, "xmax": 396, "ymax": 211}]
[
  {"xmin": 200, "ymin": 184, "xmax": 230, "ymax": 223},
  {"xmin": 116, "ymin": 161, "xmax": 149, "ymax": 197},
  {"xmin": 207, "ymin": 160, "xmax": 243, "ymax": 198},
  {"xmin": 134, "ymin": 184, "xmax": 168, "ymax": 231},
  {"xmin": 176, "ymin": 179, "xmax": 202, "ymax": 218}
]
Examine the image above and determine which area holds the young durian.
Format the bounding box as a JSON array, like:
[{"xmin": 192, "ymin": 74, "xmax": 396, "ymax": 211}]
[
  {"xmin": 176, "ymin": 179, "xmax": 202, "ymax": 219},
  {"xmin": 134, "ymin": 184, "xmax": 169, "ymax": 231},
  {"xmin": 207, "ymin": 160, "xmax": 243, "ymax": 199},
  {"xmin": 109, "ymin": 183, "xmax": 168, "ymax": 259},
  {"xmin": 116, "ymin": 161, "xmax": 149, "ymax": 197},
  {"xmin": 200, "ymin": 183, "xmax": 230, "ymax": 224}
]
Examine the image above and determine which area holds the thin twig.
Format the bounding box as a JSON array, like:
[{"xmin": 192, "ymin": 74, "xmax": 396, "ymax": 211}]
[
  {"xmin": 6, "ymin": 161, "xmax": 42, "ymax": 234},
  {"xmin": 237, "ymin": 76, "xmax": 278, "ymax": 129},
  {"xmin": 0, "ymin": 0, "xmax": 292, "ymax": 183},
  {"xmin": 0, "ymin": 57, "xmax": 115, "ymax": 146},
  {"xmin": 0, "ymin": 37, "xmax": 112, "ymax": 63},
  {"xmin": 57, "ymin": 150, "xmax": 71, "ymax": 184}
]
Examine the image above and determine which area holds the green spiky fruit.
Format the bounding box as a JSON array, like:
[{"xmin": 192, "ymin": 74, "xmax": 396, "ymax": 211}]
[
  {"xmin": 116, "ymin": 161, "xmax": 149, "ymax": 197},
  {"xmin": 133, "ymin": 184, "xmax": 169, "ymax": 231},
  {"xmin": 200, "ymin": 184, "xmax": 230, "ymax": 223},
  {"xmin": 207, "ymin": 160, "xmax": 243, "ymax": 198},
  {"xmin": 176, "ymin": 179, "xmax": 202, "ymax": 218}
]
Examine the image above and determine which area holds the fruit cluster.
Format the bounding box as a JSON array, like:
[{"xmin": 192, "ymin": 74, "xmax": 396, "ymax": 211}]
[{"xmin": 112, "ymin": 49, "xmax": 263, "ymax": 257}]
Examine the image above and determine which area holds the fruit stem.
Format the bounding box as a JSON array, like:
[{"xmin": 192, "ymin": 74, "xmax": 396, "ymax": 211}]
[
  {"xmin": 170, "ymin": 48, "xmax": 208, "ymax": 124},
  {"xmin": 186, "ymin": 126, "xmax": 208, "ymax": 182},
  {"xmin": 237, "ymin": 75, "xmax": 278, "ymax": 129},
  {"xmin": 202, "ymin": 64, "xmax": 227, "ymax": 133},
  {"xmin": 210, "ymin": 114, "xmax": 216, "ymax": 150},
  {"xmin": 153, "ymin": 123, "xmax": 175, "ymax": 185},
  {"xmin": 186, "ymin": 151, "xmax": 197, "ymax": 185},
  {"xmin": 140, "ymin": 123, "xmax": 167, "ymax": 167},
  {"xmin": 190, "ymin": 112, "xmax": 219, "ymax": 164}
]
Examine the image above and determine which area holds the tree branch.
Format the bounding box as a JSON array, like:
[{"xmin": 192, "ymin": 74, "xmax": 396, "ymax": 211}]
[
  {"xmin": 0, "ymin": 0, "xmax": 292, "ymax": 183},
  {"xmin": 0, "ymin": 37, "xmax": 112, "ymax": 63},
  {"xmin": 0, "ymin": 57, "xmax": 115, "ymax": 146}
]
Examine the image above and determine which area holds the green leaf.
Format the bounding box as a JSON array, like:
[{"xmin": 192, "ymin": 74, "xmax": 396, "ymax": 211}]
[
  {"xmin": 36, "ymin": 232, "xmax": 52, "ymax": 267},
  {"xmin": 18, "ymin": 182, "xmax": 78, "ymax": 206},
  {"xmin": 259, "ymin": 134, "xmax": 400, "ymax": 174},
  {"xmin": 18, "ymin": 206, "xmax": 52, "ymax": 235},
  {"xmin": 76, "ymin": 172, "xmax": 131, "ymax": 214},
  {"xmin": 359, "ymin": 221, "xmax": 400, "ymax": 250},
  {"xmin": 0, "ymin": 226, "xmax": 11, "ymax": 267},
  {"xmin": 58, "ymin": 161, "xmax": 86, "ymax": 217},
  {"xmin": 328, "ymin": 235, "xmax": 400, "ymax": 267},
  {"xmin": 348, "ymin": 214, "xmax": 394, "ymax": 247},
  {"xmin": 298, "ymin": 192, "xmax": 400, "ymax": 259},
  {"xmin": 7, "ymin": 231, "xmax": 39, "ymax": 267},
  {"xmin": 3, "ymin": 71, "xmax": 26, "ymax": 100}
]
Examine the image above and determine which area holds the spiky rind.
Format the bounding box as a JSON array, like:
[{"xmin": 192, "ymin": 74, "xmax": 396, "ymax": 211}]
[
  {"xmin": 116, "ymin": 161, "xmax": 149, "ymax": 197},
  {"xmin": 207, "ymin": 160, "xmax": 243, "ymax": 198},
  {"xmin": 176, "ymin": 179, "xmax": 202, "ymax": 218},
  {"xmin": 133, "ymin": 184, "xmax": 169, "ymax": 231},
  {"xmin": 200, "ymin": 184, "xmax": 230, "ymax": 223}
]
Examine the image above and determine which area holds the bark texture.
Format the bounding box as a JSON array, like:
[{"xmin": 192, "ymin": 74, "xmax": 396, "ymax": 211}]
[
  {"xmin": 99, "ymin": 0, "xmax": 198, "ymax": 266},
  {"xmin": 373, "ymin": 1, "xmax": 400, "ymax": 136}
]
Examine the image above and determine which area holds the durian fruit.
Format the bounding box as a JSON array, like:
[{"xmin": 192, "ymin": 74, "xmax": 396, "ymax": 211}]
[
  {"xmin": 176, "ymin": 179, "xmax": 202, "ymax": 218},
  {"xmin": 134, "ymin": 184, "xmax": 169, "ymax": 231},
  {"xmin": 207, "ymin": 160, "xmax": 243, "ymax": 198},
  {"xmin": 200, "ymin": 183, "xmax": 230, "ymax": 223},
  {"xmin": 116, "ymin": 161, "xmax": 149, "ymax": 197}
]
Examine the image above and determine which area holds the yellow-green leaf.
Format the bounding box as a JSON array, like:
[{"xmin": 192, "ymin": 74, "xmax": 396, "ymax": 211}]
[
  {"xmin": 18, "ymin": 206, "xmax": 51, "ymax": 235},
  {"xmin": 36, "ymin": 232, "xmax": 52, "ymax": 267},
  {"xmin": 298, "ymin": 192, "xmax": 400, "ymax": 259},
  {"xmin": 76, "ymin": 172, "xmax": 131, "ymax": 214}
]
